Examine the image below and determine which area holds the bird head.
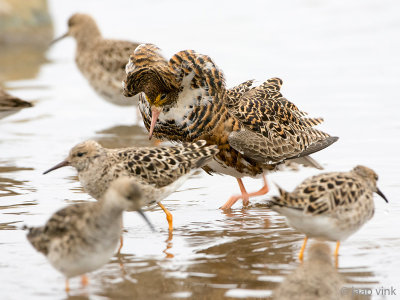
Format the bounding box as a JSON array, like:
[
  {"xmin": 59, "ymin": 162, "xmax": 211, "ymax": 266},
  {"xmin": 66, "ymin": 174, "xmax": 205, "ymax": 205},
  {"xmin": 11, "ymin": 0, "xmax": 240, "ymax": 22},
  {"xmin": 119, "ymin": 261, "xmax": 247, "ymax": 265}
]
[
  {"xmin": 352, "ymin": 165, "xmax": 388, "ymax": 203},
  {"xmin": 123, "ymin": 44, "xmax": 179, "ymax": 139},
  {"xmin": 51, "ymin": 13, "xmax": 101, "ymax": 45},
  {"xmin": 43, "ymin": 140, "xmax": 105, "ymax": 174}
]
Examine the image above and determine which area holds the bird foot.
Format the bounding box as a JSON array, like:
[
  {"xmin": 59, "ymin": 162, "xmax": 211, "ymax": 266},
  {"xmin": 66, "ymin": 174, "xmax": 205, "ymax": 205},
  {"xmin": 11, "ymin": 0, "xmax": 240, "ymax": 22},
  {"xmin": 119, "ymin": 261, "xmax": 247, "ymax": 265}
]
[
  {"xmin": 81, "ymin": 274, "xmax": 89, "ymax": 286},
  {"xmin": 220, "ymin": 194, "xmax": 250, "ymax": 210}
]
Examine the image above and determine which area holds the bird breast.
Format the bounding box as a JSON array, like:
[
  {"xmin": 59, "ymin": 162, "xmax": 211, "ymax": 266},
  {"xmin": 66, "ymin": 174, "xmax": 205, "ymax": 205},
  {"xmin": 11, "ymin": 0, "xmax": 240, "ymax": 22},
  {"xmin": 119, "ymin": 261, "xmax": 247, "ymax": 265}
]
[{"xmin": 158, "ymin": 86, "xmax": 212, "ymax": 125}]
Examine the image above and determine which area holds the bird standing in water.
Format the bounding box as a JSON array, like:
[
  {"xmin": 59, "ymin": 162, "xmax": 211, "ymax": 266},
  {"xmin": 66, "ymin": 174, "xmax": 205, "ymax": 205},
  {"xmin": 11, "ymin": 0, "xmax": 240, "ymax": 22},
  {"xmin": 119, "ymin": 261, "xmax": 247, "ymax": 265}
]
[
  {"xmin": 52, "ymin": 13, "xmax": 140, "ymax": 107},
  {"xmin": 43, "ymin": 140, "xmax": 218, "ymax": 237},
  {"xmin": 25, "ymin": 178, "xmax": 153, "ymax": 292},
  {"xmin": 269, "ymin": 165, "xmax": 388, "ymax": 263},
  {"xmin": 123, "ymin": 44, "xmax": 338, "ymax": 209}
]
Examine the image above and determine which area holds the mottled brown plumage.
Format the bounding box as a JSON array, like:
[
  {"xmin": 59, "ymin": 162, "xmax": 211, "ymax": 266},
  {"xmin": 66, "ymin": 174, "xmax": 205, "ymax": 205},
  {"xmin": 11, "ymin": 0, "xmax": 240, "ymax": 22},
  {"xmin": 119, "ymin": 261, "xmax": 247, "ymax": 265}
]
[
  {"xmin": 52, "ymin": 13, "xmax": 140, "ymax": 106},
  {"xmin": 25, "ymin": 178, "xmax": 152, "ymax": 291},
  {"xmin": 269, "ymin": 165, "xmax": 388, "ymax": 260},
  {"xmin": 0, "ymin": 88, "xmax": 32, "ymax": 119},
  {"xmin": 43, "ymin": 140, "xmax": 219, "ymax": 231},
  {"xmin": 122, "ymin": 44, "xmax": 338, "ymax": 208}
]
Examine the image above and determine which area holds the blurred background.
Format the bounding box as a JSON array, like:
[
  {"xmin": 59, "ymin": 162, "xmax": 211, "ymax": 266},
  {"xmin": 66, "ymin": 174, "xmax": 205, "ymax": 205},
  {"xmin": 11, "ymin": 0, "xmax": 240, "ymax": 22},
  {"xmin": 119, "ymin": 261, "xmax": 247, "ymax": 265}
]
[{"xmin": 1, "ymin": 0, "xmax": 399, "ymax": 299}]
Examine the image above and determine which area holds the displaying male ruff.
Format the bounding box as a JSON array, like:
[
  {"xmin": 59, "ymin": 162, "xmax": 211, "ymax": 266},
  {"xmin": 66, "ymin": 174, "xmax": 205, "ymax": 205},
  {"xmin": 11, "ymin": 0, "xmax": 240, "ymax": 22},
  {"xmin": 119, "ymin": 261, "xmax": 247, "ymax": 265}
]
[{"xmin": 123, "ymin": 44, "xmax": 338, "ymax": 209}]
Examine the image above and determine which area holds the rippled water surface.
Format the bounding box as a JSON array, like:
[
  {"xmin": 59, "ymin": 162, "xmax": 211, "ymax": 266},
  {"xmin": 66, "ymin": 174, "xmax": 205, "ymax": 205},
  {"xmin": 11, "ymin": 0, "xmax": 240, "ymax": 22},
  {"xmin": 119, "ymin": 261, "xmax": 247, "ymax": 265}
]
[{"xmin": 1, "ymin": 0, "xmax": 400, "ymax": 299}]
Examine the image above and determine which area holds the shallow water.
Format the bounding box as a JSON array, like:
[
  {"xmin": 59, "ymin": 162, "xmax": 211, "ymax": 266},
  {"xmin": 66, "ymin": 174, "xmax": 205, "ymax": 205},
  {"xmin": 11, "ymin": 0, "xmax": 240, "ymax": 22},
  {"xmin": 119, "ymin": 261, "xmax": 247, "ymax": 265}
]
[{"xmin": 1, "ymin": 0, "xmax": 400, "ymax": 299}]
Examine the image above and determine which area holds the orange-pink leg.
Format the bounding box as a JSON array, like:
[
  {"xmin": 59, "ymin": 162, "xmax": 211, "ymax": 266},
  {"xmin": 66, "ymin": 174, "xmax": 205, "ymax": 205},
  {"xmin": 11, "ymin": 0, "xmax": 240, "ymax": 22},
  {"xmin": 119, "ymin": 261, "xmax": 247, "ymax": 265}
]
[
  {"xmin": 117, "ymin": 219, "xmax": 124, "ymax": 254},
  {"xmin": 334, "ymin": 241, "xmax": 340, "ymax": 268},
  {"xmin": 81, "ymin": 274, "xmax": 89, "ymax": 286},
  {"xmin": 220, "ymin": 175, "xmax": 269, "ymax": 210},
  {"xmin": 298, "ymin": 236, "xmax": 308, "ymax": 262},
  {"xmin": 158, "ymin": 202, "xmax": 173, "ymax": 232},
  {"xmin": 163, "ymin": 231, "xmax": 174, "ymax": 259},
  {"xmin": 65, "ymin": 279, "xmax": 70, "ymax": 293},
  {"xmin": 117, "ymin": 235, "xmax": 124, "ymax": 254}
]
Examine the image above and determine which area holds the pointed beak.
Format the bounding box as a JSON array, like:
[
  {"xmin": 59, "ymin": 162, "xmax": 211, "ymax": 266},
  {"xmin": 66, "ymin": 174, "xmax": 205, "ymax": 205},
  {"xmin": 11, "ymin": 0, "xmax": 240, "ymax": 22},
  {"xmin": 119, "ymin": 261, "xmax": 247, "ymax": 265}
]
[
  {"xmin": 137, "ymin": 209, "xmax": 155, "ymax": 232},
  {"xmin": 376, "ymin": 187, "xmax": 388, "ymax": 203},
  {"xmin": 43, "ymin": 160, "xmax": 70, "ymax": 175},
  {"xmin": 149, "ymin": 106, "xmax": 161, "ymax": 140},
  {"xmin": 50, "ymin": 32, "xmax": 69, "ymax": 46}
]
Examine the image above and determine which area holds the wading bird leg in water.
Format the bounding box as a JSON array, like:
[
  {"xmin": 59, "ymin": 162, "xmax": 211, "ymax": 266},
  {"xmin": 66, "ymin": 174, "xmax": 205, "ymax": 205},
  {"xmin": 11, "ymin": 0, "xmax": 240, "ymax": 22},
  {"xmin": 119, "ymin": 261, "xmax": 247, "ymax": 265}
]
[
  {"xmin": 163, "ymin": 231, "xmax": 174, "ymax": 258},
  {"xmin": 298, "ymin": 237, "xmax": 308, "ymax": 262},
  {"xmin": 334, "ymin": 241, "xmax": 340, "ymax": 268},
  {"xmin": 220, "ymin": 175, "xmax": 269, "ymax": 210},
  {"xmin": 117, "ymin": 219, "xmax": 124, "ymax": 254},
  {"xmin": 65, "ymin": 279, "xmax": 70, "ymax": 293},
  {"xmin": 81, "ymin": 274, "xmax": 89, "ymax": 286},
  {"xmin": 117, "ymin": 236, "xmax": 123, "ymax": 254},
  {"xmin": 158, "ymin": 202, "xmax": 173, "ymax": 231}
]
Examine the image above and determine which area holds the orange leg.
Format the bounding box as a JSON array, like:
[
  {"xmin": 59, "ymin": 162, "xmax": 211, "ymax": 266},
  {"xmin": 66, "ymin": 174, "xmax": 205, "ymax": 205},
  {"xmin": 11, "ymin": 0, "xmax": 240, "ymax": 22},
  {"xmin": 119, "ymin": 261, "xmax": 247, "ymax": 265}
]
[
  {"xmin": 298, "ymin": 237, "xmax": 308, "ymax": 262},
  {"xmin": 220, "ymin": 175, "xmax": 269, "ymax": 210},
  {"xmin": 65, "ymin": 279, "xmax": 70, "ymax": 293},
  {"xmin": 117, "ymin": 219, "xmax": 124, "ymax": 254},
  {"xmin": 158, "ymin": 202, "xmax": 173, "ymax": 231},
  {"xmin": 81, "ymin": 274, "xmax": 89, "ymax": 286},
  {"xmin": 117, "ymin": 235, "xmax": 124, "ymax": 254},
  {"xmin": 163, "ymin": 231, "xmax": 174, "ymax": 259},
  {"xmin": 334, "ymin": 241, "xmax": 340, "ymax": 268}
]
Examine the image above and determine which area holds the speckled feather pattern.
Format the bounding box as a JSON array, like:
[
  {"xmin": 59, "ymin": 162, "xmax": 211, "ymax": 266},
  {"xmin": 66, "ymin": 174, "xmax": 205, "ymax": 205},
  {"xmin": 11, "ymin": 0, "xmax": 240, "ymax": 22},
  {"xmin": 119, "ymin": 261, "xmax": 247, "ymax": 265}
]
[
  {"xmin": 26, "ymin": 202, "xmax": 116, "ymax": 257},
  {"xmin": 25, "ymin": 178, "xmax": 144, "ymax": 278},
  {"xmin": 123, "ymin": 44, "xmax": 337, "ymax": 177},
  {"xmin": 269, "ymin": 166, "xmax": 383, "ymax": 239},
  {"xmin": 57, "ymin": 140, "xmax": 218, "ymax": 205},
  {"xmin": 65, "ymin": 14, "xmax": 140, "ymax": 106}
]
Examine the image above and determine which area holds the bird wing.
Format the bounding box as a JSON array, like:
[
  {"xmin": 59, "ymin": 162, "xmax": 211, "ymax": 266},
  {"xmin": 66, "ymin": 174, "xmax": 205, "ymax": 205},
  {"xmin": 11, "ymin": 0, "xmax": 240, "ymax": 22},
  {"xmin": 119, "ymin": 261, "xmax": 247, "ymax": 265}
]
[
  {"xmin": 168, "ymin": 51, "xmax": 336, "ymax": 164},
  {"xmin": 43, "ymin": 203, "xmax": 94, "ymax": 236},
  {"xmin": 26, "ymin": 203, "xmax": 95, "ymax": 255},
  {"xmin": 290, "ymin": 173, "xmax": 366, "ymax": 215},
  {"xmin": 226, "ymin": 77, "xmax": 336, "ymax": 164},
  {"xmin": 112, "ymin": 141, "xmax": 218, "ymax": 188},
  {"xmin": 93, "ymin": 39, "xmax": 139, "ymax": 89}
]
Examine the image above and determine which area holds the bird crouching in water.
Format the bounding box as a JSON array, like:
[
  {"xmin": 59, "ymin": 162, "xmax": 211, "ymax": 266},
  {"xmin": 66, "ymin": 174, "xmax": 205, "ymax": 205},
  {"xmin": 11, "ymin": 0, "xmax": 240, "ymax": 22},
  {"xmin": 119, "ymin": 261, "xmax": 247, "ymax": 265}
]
[
  {"xmin": 24, "ymin": 177, "xmax": 154, "ymax": 292},
  {"xmin": 122, "ymin": 43, "xmax": 338, "ymax": 209}
]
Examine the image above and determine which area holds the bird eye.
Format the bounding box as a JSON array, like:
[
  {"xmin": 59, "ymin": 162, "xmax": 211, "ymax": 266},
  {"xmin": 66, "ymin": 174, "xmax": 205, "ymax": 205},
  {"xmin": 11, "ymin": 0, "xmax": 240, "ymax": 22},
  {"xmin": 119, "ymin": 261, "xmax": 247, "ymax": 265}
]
[
  {"xmin": 160, "ymin": 94, "xmax": 167, "ymax": 100},
  {"xmin": 77, "ymin": 152, "xmax": 85, "ymax": 157}
]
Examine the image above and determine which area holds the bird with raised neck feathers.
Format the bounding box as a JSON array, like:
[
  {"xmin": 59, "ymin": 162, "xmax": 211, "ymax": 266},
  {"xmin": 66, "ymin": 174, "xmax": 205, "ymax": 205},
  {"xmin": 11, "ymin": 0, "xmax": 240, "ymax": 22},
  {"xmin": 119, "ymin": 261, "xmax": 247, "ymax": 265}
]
[{"xmin": 122, "ymin": 44, "xmax": 338, "ymax": 209}]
